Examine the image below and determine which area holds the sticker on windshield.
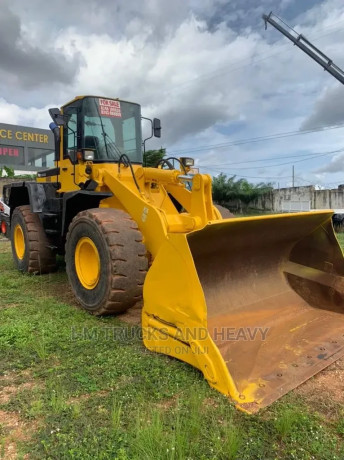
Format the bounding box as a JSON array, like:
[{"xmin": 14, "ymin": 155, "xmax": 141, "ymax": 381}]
[{"xmin": 99, "ymin": 99, "xmax": 122, "ymax": 118}]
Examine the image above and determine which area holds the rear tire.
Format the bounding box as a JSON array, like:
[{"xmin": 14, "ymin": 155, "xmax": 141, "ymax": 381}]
[
  {"xmin": 65, "ymin": 208, "xmax": 148, "ymax": 315},
  {"xmin": 10, "ymin": 205, "xmax": 57, "ymax": 274}
]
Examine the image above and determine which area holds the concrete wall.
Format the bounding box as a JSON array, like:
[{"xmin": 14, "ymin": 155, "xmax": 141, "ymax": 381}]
[
  {"xmin": 313, "ymin": 189, "xmax": 344, "ymax": 210},
  {"xmin": 248, "ymin": 186, "xmax": 344, "ymax": 212}
]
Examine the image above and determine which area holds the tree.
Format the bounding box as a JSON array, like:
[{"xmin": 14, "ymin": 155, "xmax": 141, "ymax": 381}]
[
  {"xmin": 3, "ymin": 166, "xmax": 15, "ymax": 178},
  {"xmin": 212, "ymin": 173, "xmax": 273, "ymax": 210},
  {"xmin": 143, "ymin": 148, "xmax": 166, "ymax": 167}
]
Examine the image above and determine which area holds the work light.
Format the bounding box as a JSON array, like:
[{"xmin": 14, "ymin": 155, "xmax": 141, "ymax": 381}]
[{"xmin": 180, "ymin": 157, "xmax": 194, "ymax": 167}]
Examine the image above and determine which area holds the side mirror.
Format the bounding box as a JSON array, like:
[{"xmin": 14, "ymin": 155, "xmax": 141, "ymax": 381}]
[
  {"xmin": 49, "ymin": 122, "xmax": 61, "ymax": 161},
  {"xmin": 153, "ymin": 118, "xmax": 161, "ymax": 138},
  {"xmin": 49, "ymin": 108, "xmax": 71, "ymax": 127}
]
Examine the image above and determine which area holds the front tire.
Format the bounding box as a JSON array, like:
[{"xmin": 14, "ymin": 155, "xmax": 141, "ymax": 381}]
[
  {"xmin": 10, "ymin": 205, "xmax": 57, "ymax": 274},
  {"xmin": 65, "ymin": 208, "xmax": 148, "ymax": 315}
]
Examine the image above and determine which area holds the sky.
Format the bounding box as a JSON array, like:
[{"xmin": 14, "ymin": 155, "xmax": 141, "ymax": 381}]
[{"xmin": 1, "ymin": 0, "xmax": 344, "ymax": 188}]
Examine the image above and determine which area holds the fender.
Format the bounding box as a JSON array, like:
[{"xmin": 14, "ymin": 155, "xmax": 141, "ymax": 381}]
[
  {"xmin": 3, "ymin": 182, "xmax": 58, "ymax": 214},
  {"xmin": 61, "ymin": 190, "xmax": 112, "ymax": 236}
]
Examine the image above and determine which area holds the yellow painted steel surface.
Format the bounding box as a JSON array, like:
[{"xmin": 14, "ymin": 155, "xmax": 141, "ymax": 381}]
[
  {"xmin": 14, "ymin": 224, "xmax": 25, "ymax": 260},
  {"xmin": 142, "ymin": 211, "xmax": 344, "ymax": 412},
  {"xmin": 37, "ymin": 96, "xmax": 344, "ymax": 412},
  {"xmin": 75, "ymin": 237, "xmax": 100, "ymax": 289}
]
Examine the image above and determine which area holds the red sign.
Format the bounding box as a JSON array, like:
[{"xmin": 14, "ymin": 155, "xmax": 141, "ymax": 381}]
[
  {"xmin": 99, "ymin": 99, "xmax": 122, "ymax": 118},
  {"xmin": 0, "ymin": 147, "xmax": 19, "ymax": 157}
]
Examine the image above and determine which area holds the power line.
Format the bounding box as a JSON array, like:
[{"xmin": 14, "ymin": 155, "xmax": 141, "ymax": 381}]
[
  {"xmin": 295, "ymin": 176, "xmax": 314, "ymax": 184},
  {"xmin": 198, "ymin": 149, "xmax": 343, "ymax": 167},
  {"xmin": 161, "ymin": 18, "xmax": 344, "ymax": 159},
  {"xmin": 169, "ymin": 124, "xmax": 344, "ymax": 155},
  {"xmin": 201, "ymin": 166, "xmax": 291, "ymax": 180},
  {"xmin": 326, "ymin": 180, "xmax": 344, "ymax": 185},
  {"xmin": 198, "ymin": 147, "xmax": 344, "ymax": 170}
]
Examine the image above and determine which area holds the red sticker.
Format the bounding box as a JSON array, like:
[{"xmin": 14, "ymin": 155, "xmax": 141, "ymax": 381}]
[{"xmin": 99, "ymin": 98, "xmax": 122, "ymax": 118}]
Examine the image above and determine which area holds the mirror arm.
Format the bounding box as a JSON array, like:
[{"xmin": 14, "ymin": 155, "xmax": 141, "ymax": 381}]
[{"xmin": 141, "ymin": 116, "xmax": 154, "ymax": 166}]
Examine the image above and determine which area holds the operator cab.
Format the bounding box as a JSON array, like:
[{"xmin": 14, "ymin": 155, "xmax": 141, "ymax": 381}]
[
  {"xmin": 64, "ymin": 96, "xmax": 142, "ymax": 164},
  {"xmin": 49, "ymin": 96, "xmax": 146, "ymax": 165}
]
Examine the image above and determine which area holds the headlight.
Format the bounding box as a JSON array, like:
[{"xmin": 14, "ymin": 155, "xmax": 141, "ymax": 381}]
[
  {"xmin": 180, "ymin": 157, "xmax": 194, "ymax": 167},
  {"xmin": 83, "ymin": 150, "xmax": 95, "ymax": 161}
]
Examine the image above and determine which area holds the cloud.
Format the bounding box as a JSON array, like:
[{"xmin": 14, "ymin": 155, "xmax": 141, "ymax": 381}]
[
  {"xmin": 51, "ymin": 15, "xmax": 260, "ymax": 144},
  {"xmin": 1, "ymin": 0, "xmax": 344, "ymax": 188},
  {"xmin": 314, "ymin": 152, "xmax": 344, "ymax": 174},
  {"xmin": 0, "ymin": 98, "xmax": 57, "ymax": 128},
  {"xmin": 195, "ymin": 0, "xmax": 297, "ymax": 32},
  {"xmin": 10, "ymin": 0, "xmax": 191, "ymax": 41},
  {"xmin": 301, "ymin": 85, "xmax": 344, "ymax": 130},
  {"xmin": 0, "ymin": 3, "xmax": 82, "ymax": 89}
]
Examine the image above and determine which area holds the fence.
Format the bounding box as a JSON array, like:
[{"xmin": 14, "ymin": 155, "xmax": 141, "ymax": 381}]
[{"xmin": 227, "ymin": 186, "xmax": 344, "ymax": 212}]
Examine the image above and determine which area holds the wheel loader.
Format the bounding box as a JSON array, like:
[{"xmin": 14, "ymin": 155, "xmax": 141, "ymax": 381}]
[{"xmin": 2, "ymin": 95, "xmax": 344, "ymax": 413}]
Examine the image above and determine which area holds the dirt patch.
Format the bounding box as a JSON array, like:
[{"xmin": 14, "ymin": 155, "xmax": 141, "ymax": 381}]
[
  {"xmin": 0, "ymin": 240, "xmax": 10, "ymax": 254},
  {"xmin": 0, "ymin": 372, "xmax": 18, "ymax": 385},
  {"xmin": 34, "ymin": 278, "xmax": 142, "ymax": 318},
  {"xmin": 0, "ymin": 240, "xmax": 143, "ymax": 323},
  {"xmin": 154, "ymin": 394, "xmax": 180, "ymax": 411},
  {"xmin": 202, "ymin": 397, "xmax": 220, "ymax": 409},
  {"xmin": 27, "ymin": 274, "xmax": 80, "ymax": 309},
  {"xmin": 0, "ymin": 382, "xmax": 41, "ymax": 405},
  {"xmin": 0, "ymin": 369, "xmax": 33, "ymax": 384},
  {"xmin": 67, "ymin": 389, "xmax": 110, "ymax": 405},
  {"xmin": 118, "ymin": 301, "xmax": 142, "ymax": 325},
  {"xmin": 0, "ymin": 303, "xmax": 20, "ymax": 311},
  {"xmin": 49, "ymin": 279, "xmax": 79, "ymax": 307},
  {"xmin": 155, "ymin": 398, "xmax": 176, "ymax": 411},
  {"xmin": 0, "ymin": 410, "xmax": 38, "ymax": 459},
  {"xmin": 0, "ymin": 370, "xmax": 41, "ymax": 457},
  {"xmin": 294, "ymin": 358, "xmax": 344, "ymax": 414}
]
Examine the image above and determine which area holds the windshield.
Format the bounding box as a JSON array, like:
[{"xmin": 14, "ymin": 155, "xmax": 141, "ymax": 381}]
[{"xmin": 82, "ymin": 97, "xmax": 142, "ymax": 163}]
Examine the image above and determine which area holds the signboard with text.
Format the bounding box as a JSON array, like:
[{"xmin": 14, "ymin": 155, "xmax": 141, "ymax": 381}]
[
  {"xmin": 0, "ymin": 145, "xmax": 24, "ymax": 166},
  {"xmin": 0, "ymin": 128, "xmax": 49, "ymax": 144},
  {"xmin": 99, "ymin": 99, "xmax": 122, "ymax": 118},
  {"xmin": 0, "ymin": 122, "xmax": 54, "ymax": 170}
]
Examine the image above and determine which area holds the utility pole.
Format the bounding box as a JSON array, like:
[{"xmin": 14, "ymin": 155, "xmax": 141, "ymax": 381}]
[{"xmin": 292, "ymin": 165, "xmax": 295, "ymax": 188}]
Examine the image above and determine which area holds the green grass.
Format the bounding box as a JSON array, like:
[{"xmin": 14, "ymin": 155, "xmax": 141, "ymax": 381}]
[
  {"xmin": 1, "ymin": 240, "xmax": 344, "ymax": 459},
  {"xmin": 336, "ymin": 232, "xmax": 344, "ymax": 248}
]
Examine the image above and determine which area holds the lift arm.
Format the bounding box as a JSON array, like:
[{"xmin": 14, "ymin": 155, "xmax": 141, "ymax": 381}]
[{"xmin": 263, "ymin": 12, "xmax": 344, "ymax": 85}]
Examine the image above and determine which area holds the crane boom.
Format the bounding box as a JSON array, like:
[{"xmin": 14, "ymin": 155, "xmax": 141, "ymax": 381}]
[{"xmin": 263, "ymin": 12, "xmax": 344, "ymax": 85}]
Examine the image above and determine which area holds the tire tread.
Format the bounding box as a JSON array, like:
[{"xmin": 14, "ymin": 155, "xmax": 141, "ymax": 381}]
[
  {"xmin": 11, "ymin": 205, "xmax": 56, "ymax": 274},
  {"xmin": 65, "ymin": 208, "xmax": 148, "ymax": 315}
]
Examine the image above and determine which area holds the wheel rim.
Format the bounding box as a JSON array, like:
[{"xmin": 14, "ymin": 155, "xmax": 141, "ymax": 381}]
[
  {"xmin": 75, "ymin": 237, "xmax": 100, "ymax": 289},
  {"xmin": 14, "ymin": 224, "xmax": 25, "ymax": 260}
]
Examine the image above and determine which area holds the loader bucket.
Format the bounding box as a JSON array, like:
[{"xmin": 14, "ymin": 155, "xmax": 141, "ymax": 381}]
[{"xmin": 142, "ymin": 211, "xmax": 344, "ymax": 412}]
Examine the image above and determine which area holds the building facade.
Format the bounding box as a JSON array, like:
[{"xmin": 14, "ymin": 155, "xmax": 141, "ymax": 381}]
[{"xmin": 0, "ymin": 122, "xmax": 55, "ymax": 172}]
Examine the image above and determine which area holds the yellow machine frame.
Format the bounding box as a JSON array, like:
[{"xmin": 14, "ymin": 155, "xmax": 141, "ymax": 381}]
[{"xmin": 34, "ymin": 96, "xmax": 344, "ymax": 413}]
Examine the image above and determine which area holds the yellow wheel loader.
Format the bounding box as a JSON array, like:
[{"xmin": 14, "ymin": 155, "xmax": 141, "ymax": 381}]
[{"xmin": 2, "ymin": 95, "xmax": 344, "ymax": 413}]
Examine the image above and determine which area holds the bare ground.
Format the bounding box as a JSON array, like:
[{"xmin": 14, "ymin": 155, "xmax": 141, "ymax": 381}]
[
  {"xmin": 0, "ymin": 371, "xmax": 43, "ymax": 458},
  {"xmin": 0, "ymin": 382, "xmax": 39, "ymax": 405},
  {"xmin": 0, "ymin": 409, "xmax": 39, "ymax": 460},
  {"xmin": 118, "ymin": 301, "xmax": 142, "ymax": 325},
  {"xmin": 295, "ymin": 358, "xmax": 344, "ymax": 416}
]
